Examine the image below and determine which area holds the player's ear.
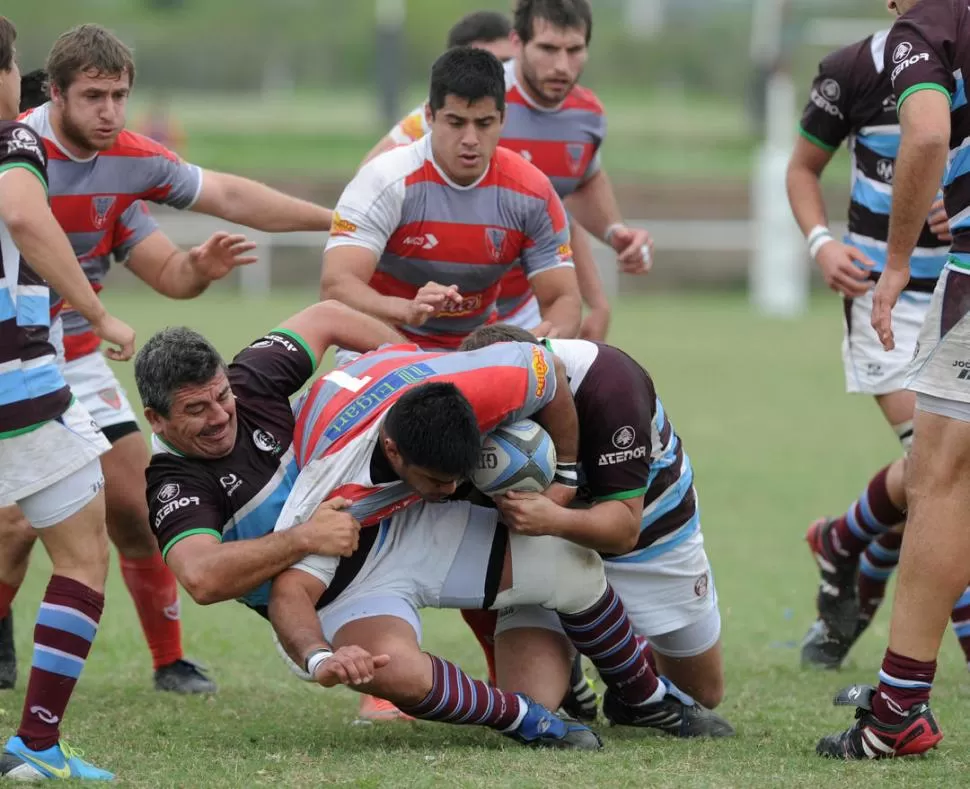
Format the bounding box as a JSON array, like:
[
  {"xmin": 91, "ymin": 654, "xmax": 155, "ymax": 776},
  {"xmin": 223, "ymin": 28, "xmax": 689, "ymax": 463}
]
[
  {"xmin": 424, "ymin": 102, "xmax": 433, "ymax": 127},
  {"xmin": 384, "ymin": 436, "xmax": 403, "ymax": 466},
  {"xmin": 144, "ymin": 407, "xmax": 164, "ymax": 434}
]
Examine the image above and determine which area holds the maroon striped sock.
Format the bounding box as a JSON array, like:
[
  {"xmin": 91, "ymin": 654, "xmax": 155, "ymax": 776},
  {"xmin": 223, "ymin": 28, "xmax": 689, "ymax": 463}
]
[
  {"xmin": 871, "ymin": 649, "xmax": 936, "ymax": 725},
  {"xmin": 827, "ymin": 466, "xmax": 905, "ymax": 561},
  {"xmin": 17, "ymin": 576, "xmax": 103, "ymax": 751},
  {"xmin": 559, "ymin": 586, "xmax": 661, "ymax": 706},
  {"xmin": 858, "ymin": 531, "xmax": 903, "ymax": 625},
  {"xmin": 397, "ymin": 655, "xmax": 523, "ymax": 731}
]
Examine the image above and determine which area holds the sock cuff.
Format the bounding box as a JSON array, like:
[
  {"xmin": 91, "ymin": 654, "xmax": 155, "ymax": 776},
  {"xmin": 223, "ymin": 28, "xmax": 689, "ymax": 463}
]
[
  {"xmin": 119, "ymin": 552, "xmax": 167, "ymax": 572},
  {"xmin": 47, "ymin": 575, "xmax": 104, "ymax": 620}
]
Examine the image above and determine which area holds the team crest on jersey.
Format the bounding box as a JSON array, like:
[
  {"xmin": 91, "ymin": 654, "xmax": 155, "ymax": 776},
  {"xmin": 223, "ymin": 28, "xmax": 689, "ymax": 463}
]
[
  {"xmin": 876, "ymin": 159, "xmax": 894, "ymax": 182},
  {"xmin": 485, "ymin": 227, "xmax": 507, "ymax": 262},
  {"xmin": 157, "ymin": 483, "xmax": 180, "ymax": 503},
  {"xmin": 90, "ymin": 196, "xmax": 116, "ymax": 230},
  {"xmin": 565, "ymin": 143, "xmax": 586, "ymax": 175},
  {"xmin": 253, "ymin": 429, "xmax": 280, "ymax": 454},
  {"xmin": 7, "ymin": 127, "xmax": 42, "ymax": 158},
  {"xmin": 98, "ymin": 387, "xmax": 122, "ymax": 410}
]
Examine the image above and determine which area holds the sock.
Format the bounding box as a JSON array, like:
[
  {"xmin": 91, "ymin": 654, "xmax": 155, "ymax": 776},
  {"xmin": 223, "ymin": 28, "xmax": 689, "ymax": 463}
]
[
  {"xmin": 857, "ymin": 531, "xmax": 904, "ymax": 627},
  {"xmin": 17, "ymin": 576, "xmax": 104, "ymax": 751},
  {"xmin": 558, "ymin": 585, "xmax": 663, "ymax": 707},
  {"xmin": 949, "ymin": 585, "xmax": 970, "ymax": 666},
  {"xmin": 0, "ymin": 581, "xmax": 19, "ymax": 619},
  {"xmin": 397, "ymin": 655, "xmax": 524, "ymax": 731},
  {"xmin": 826, "ymin": 465, "xmax": 906, "ymax": 561},
  {"xmin": 872, "ymin": 648, "xmax": 936, "ymax": 725},
  {"xmin": 636, "ymin": 636, "xmax": 659, "ymax": 675},
  {"xmin": 460, "ymin": 609, "xmax": 498, "ymax": 685},
  {"xmin": 119, "ymin": 553, "xmax": 183, "ymax": 670}
]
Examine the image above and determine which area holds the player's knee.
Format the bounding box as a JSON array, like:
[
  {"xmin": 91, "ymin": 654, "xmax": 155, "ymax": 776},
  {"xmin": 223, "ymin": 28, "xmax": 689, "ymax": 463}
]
[
  {"xmin": 505, "ymin": 535, "xmax": 607, "ymax": 614},
  {"xmin": 549, "ymin": 541, "xmax": 608, "ymax": 613},
  {"xmin": 363, "ymin": 647, "xmax": 432, "ymax": 706}
]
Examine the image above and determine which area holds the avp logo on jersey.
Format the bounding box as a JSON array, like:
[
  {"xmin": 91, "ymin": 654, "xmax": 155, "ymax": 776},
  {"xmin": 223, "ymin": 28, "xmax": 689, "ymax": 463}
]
[
  {"xmin": 90, "ymin": 195, "xmax": 116, "ymax": 230},
  {"xmin": 485, "ymin": 228, "xmax": 507, "ymax": 262},
  {"xmin": 7, "ymin": 127, "xmax": 42, "ymax": 158},
  {"xmin": 402, "ymin": 233, "xmax": 439, "ymax": 251},
  {"xmin": 876, "ymin": 159, "xmax": 894, "ymax": 182}
]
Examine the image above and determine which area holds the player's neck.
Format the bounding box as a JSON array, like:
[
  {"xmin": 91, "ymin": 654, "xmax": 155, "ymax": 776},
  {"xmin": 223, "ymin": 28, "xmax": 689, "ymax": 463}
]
[{"xmin": 48, "ymin": 108, "xmax": 99, "ymax": 161}]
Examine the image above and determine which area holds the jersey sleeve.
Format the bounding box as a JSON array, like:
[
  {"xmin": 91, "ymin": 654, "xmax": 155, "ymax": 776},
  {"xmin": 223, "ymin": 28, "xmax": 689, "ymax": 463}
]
[
  {"xmin": 114, "ymin": 201, "xmax": 159, "ymax": 262},
  {"xmin": 520, "ymin": 183, "xmax": 574, "ymax": 280},
  {"xmin": 888, "ymin": 3, "xmax": 958, "ymax": 111},
  {"xmin": 0, "ymin": 123, "xmax": 48, "ymax": 187},
  {"xmin": 500, "ymin": 342, "xmax": 559, "ymax": 423},
  {"xmin": 580, "ymin": 115, "xmax": 607, "ymax": 184},
  {"xmin": 149, "ymin": 144, "xmax": 204, "ymax": 209},
  {"xmin": 324, "ymin": 160, "xmax": 404, "ymax": 257},
  {"xmin": 798, "ymin": 48, "xmax": 857, "ymax": 152},
  {"xmin": 146, "ymin": 460, "xmax": 226, "ymax": 561},
  {"xmin": 388, "ymin": 103, "xmax": 429, "ymax": 144},
  {"xmin": 230, "ymin": 330, "xmax": 317, "ymax": 402}
]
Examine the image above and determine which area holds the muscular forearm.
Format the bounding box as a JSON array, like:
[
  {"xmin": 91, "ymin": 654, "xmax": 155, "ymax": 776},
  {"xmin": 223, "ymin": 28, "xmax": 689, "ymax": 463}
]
[
  {"xmin": 535, "ymin": 360, "xmax": 579, "ymax": 462},
  {"xmin": 538, "ymin": 291, "xmax": 582, "ymax": 337},
  {"xmin": 323, "ymin": 301, "xmax": 406, "ymax": 352},
  {"xmin": 204, "ymin": 173, "xmax": 332, "ymax": 232},
  {"xmin": 786, "ymin": 164, "xmax": 829, "ymax": 236},
  {"xmin": 887, "ymin": 134, "xmax": 949, "ymax": 270},
  {"xmin": 567, "ymin": 172, "xmax": 623, "ymax": 243},
  {"xmin": 571, "ymin": 224, "xmax": 610, "ymax": 311},
  {"xmin": 152, "ymin": 250, "xmax": 211, "ymax": 299},
  {"xmin": 551, "ymin": 501, "xmax": 640, "ymax": 555},
  {"xmin": 269, "ymin": 573, "xmax": 331, "ymax": 667},
  {"xmin": 321, "ymin": 274, "xmax": 411, "ymax": 326}
]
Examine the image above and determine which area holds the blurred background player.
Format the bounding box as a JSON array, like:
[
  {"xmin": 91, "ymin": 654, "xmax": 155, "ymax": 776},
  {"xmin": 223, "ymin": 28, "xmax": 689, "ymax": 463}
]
[
  {"xmin": 0, "ymin": 16, "xmax": 135, "ymax": 778},
  {"xmin": 785, "ymin": 26, "xmax": 968, "ymax": 671},
  {"xmin": 366, "ymin": 1, "xmax": 628, "ymax": 341},
  {"xmin": 18, "ymin": 68, "xmax": 47, "ymax": 113},
  {"xmin": 322, "ymin": 46, "xmax": 582, "ymax": 353},
  {"xmin": 1, "ymin": 22, "xmax": 335, "ymax": 697}
]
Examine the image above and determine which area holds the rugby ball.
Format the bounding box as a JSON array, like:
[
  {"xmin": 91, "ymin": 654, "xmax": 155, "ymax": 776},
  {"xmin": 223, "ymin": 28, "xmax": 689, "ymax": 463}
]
[{"xmin": 471, "ymin": 419, "xmax": 557, "ymax": 496}]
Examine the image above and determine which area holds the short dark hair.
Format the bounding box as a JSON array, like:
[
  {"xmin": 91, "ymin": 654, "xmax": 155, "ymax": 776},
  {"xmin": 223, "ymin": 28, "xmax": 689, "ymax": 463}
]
[
  {"xmin": 46, "ymin": 24, "xmax": 136, "ymax": 94},
  {"xmin": 19, "ymin": 69, "xmax": 48, "ymax": 112},
  {"xmin": 429, "ymin": 46, "xmax": 506, "ymax": 115},
  {"xmin": 384, "ymin": 382, "xmax": 481, "ymax": 476},
  {"xmin": 513, "ymin": 0, "xmax": 592, "ymax": 45},
  {"xmin": 0, "ymin": 17, "xmax": 16, "ymax": 73},
  {"xmin": 134, "ymin": 327, "xmax": 227, "ymax": 417},
  {"xmin": 447, "ymin": 11, "xmax": 512, "ymax": 48},
  {"xmin": 458, "ymin": 324, "xmax": 539, "ymax": 352}
]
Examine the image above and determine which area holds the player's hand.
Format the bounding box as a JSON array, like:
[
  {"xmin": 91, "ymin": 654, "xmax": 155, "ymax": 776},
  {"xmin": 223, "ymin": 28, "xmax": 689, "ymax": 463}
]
[
  {"xmin": 299, "ymin": 498, "xmax": 361, "ymax": 558},
  {"xmin": 579, "ymin": 307, "xmax": 610, "ymax": 341},
  {"xmin": 495, "ymin": 490, "xmax": 563, "ymax": 537},
  {"xmin": 312, "ymin": 645, "xmax": 390, "ymax": 688},
  {"xmin": 929, "ymin": 198, "xmax": 952, "ymax": 243},
  {"xmin": 608, "ymin": 224, "xmax": 653, "ymax": 275},
  {"xmin": 530, "ymin": 320, "xmax": 560, "ymax": 339},
  {"xmin": 188, "ymin": 232, "xmax": 259, "ymax": 283},
  {"xmin": 405, "ymin": 282, "xmax": 463, "ymax": 326},
  {"xmin": 871, "ymin": 265, "xmax": 910, "ymax": 351},
  {"xmin": 91, "ymin": 313, "xmax": 136, "ymax": 362},
  {"xmin": 543, "ymin": 482, "xmax": 577, "ymax": 508},
  {"xmin": 815, "ymin": 241, "xmax": 874, "ymax": 298}
]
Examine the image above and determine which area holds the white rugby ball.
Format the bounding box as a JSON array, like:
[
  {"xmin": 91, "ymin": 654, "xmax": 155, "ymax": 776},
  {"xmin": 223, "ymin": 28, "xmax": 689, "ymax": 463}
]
[{"xmin": 471, "ymin": 419, "xmax": 557, "ymax": 496}]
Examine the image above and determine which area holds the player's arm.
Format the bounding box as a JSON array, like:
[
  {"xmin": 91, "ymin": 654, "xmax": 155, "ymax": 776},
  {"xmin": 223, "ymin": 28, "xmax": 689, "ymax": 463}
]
[
  {"xmin": 570, "ymin": 218, "xmax": 611, "ymax": 340},
  {"xmin": 566, "ymin": 168, "xmax": 652, "ymax": 274},
  {"xmin": 192, "ymin": 169, "xmax": 333, "ymax": 231},
  {"xmin": 359, "ymin": 104, "xmax": 428, "ymax": 167},
  {"xmin": 0, "ymin": 151, "xmax": 134, "ymax": 359},
  {"xmin": 269, "ymin": 568, "xmax": 331, "ymax": 664},
  {"xmin": 278, "ymin": 300, "xmax": 406, "ymax": 362},
  {"xmin": 522, "ymin": 190, "xmax": 582, "ymax": 337}
]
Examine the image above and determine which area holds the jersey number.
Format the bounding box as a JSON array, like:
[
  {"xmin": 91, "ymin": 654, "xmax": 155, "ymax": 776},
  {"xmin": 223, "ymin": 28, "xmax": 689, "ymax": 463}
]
[{"xmin": 323, "ymin": 370, "xmax": 373, "ymax": 393}]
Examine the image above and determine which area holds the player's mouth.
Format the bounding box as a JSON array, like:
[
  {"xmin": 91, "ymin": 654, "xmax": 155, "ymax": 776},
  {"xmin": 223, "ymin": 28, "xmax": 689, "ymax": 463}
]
[
  {"xmin": 458, "ymin": 152, "xmax": 481, "ymax": 167},
  {"xmin": 545, "ymin": 78, "xmax": 571, "ymax": 92},
  {"xmin": 201, "ymin": 424, "xmax": 230, "ymax": 442}
]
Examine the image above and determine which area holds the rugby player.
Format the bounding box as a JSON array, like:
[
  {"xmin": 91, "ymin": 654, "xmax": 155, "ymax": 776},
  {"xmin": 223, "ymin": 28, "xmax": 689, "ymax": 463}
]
[
  {"xmin": 817, "ymin": 0, "xmax": 970, "ymax": 758},
  {"xmin": 786, "ymin": 29, "xmax": 970, "ymax": 669},
  {"xmin": 0, "ymin": 17, "xmax": 133, "ymax": 779},
  {"xmin": 2, "ymin": 23, "xmax": 335, "ymax": 696},
  {"xmin": 18, "ymin": 68, "xmax": 47, "ymax": 113},
  {"xmin": 365, "ymin": 0, "xmax": 635, "ymax": 341},
  {"xmin": 457, "ymin": 324, "xmax": 732, "ymax": 735},
  {"xmin": 267, "ymin": 339, "xmax": 729, "ymax": 742},
  {"xmin": 323, "ymin": 46, "xmax": 582, "ymax": 354}
]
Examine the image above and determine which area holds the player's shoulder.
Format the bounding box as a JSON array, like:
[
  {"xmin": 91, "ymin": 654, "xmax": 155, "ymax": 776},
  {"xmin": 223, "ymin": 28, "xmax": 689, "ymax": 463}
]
[
  {"xmin": 562, "ymin": 83, "xmax": 605, "ymax": 116},
  {"xmin": 0, "ymin": 120, "xmax": 46, "ymax": 160},
  {"xmin": 354, "ymin": 140, "xmax": 425, "ymax": 193},
  {"xmin": 492, "ymin": 146, "xmax": 558, "ymax": 200},
  {"xmin": 103, "ymin": 129, "xmax": 180, "ymax": 162},
  {"xmin": 818, "ymin": 33, "xmax": 884, "ymax": 82}
]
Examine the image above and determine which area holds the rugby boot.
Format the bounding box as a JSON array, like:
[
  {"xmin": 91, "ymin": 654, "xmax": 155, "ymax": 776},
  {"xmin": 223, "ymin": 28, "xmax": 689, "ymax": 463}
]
[
  {"xmin": 154, "ymin": 658, "xmax": 216, "ymax": 694},
  {"xmin": 603, "ymin": 677, "xmax": 735, "ymax": 737},
  {"xmin": 806, "ymin": 517, "xmax": 860, "ymax": 646},
  {"xmin": 505, "ymin": 695, "xmax": 602, "ymax": 750},
  {"xmin": 0, "ymin": 736, "xmax": 114, "ymax": 781}
]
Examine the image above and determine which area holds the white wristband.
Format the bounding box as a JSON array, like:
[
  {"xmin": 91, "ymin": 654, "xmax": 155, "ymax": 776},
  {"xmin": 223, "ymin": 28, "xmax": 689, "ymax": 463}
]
[
  {"xmin": 805, "ymin": 224, "xmax": 831, "ymax": 246},
  {"xmin": 809, "ymin": 233, "xmax": 835, "ymax": 260},
  {"xmin": 305, "ymin": 648, "xmax": 333, "ymax": 678},
  {"xmin": 604, "ymin": 222, "xmax": 624, "ymax": 245}
]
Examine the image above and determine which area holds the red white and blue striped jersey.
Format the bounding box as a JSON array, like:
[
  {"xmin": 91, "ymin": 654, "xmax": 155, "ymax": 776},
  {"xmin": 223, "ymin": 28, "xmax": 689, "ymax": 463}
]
[
  {"xmin": 328, "ymin": 134, "xmax": 573, "ymax": 349},
  {"xmin": 389, "ymin": 59, "xmax": 606, "ymax": 318},
  {"xmin": 289, "ymin": 340, "xmax": 556, "ymax": 527},
  {"xmin": 20, "ymin": 103, "xmax": 203, "ymax": 360}
]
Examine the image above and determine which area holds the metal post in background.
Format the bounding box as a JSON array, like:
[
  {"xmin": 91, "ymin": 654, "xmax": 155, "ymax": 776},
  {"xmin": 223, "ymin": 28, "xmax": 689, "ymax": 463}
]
[{"xmin": 376, "ymin": 0, "xmax": 406, "ymax": 131}]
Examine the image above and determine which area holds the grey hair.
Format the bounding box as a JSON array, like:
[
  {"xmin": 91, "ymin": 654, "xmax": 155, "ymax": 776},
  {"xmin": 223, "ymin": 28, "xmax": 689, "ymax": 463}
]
[{"xmin": 134, "ymin": 326, "xmax": 227, "ymax": 417}]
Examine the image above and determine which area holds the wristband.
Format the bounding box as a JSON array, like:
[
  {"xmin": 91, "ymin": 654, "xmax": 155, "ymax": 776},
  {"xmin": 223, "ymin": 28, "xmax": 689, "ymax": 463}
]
[
  {"xmin": 604, "ymin": 222, "xmax": 624, "ymax": 246},
  {"xmin": 806, "ymin": 225, "xmax": 835, "ymax": 260},
  {"xmin": 305, "ymin": 647, "xmax": 333, "ymax": 677},
  {"xmin": 554, "ymin": 461, "xmax": 579, "ymax": 487}
]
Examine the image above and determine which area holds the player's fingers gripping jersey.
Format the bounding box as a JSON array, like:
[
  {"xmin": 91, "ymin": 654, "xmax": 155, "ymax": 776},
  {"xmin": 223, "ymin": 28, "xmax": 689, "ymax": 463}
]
[{"xmin": 842, "ymin": 288, "xmax": 932, "ymax": 395}]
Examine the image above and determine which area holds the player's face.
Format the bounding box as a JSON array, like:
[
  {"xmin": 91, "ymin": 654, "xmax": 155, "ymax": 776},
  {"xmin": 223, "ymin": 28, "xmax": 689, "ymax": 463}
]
[
  {"xmin": 52, "ymin": 69, "xmax": 130, "ymax": 153},
  {"xmin": 150, "ymin": 371, "xmax": 238, "ymax": 459},
  {"xmin": 384, "ymin": 437, "xmax": 463, "ymax": 501},
  {"xmin": 515, "ymin": 19, "xmax": 588, "ymax": 107},
  {"xmin": 427, "ymin": 95, "xmax": 503, "ymax": 185},
  {"xmin": 0, "ymin": 51, "xmax": 21, "ymax": 120},
  {"xmin": 474, "ymin": 37, "xmax": 516, "ymax": 64}
]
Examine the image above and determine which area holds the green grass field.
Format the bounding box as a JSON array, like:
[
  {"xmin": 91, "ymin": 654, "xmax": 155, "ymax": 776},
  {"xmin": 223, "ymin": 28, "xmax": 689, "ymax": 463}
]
[{"xmin": 3, "ymin": 290, "xmax": 969, "ymax": 787}]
